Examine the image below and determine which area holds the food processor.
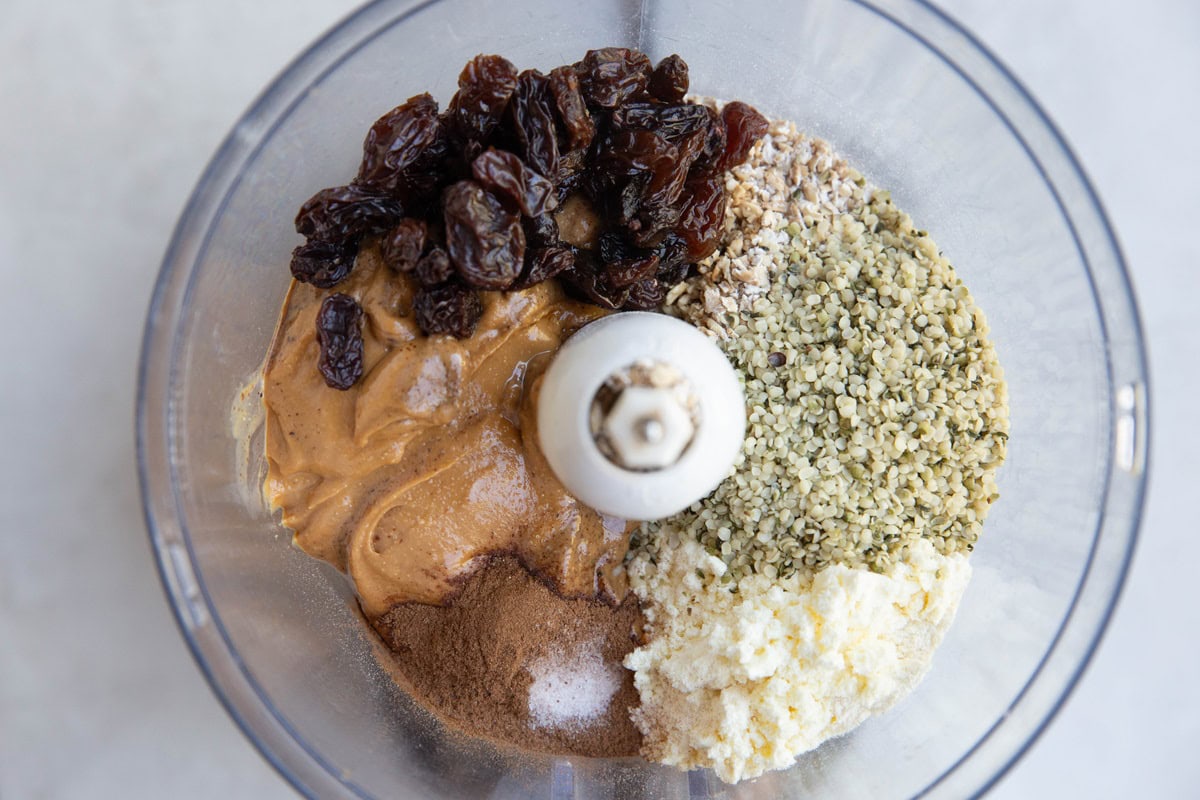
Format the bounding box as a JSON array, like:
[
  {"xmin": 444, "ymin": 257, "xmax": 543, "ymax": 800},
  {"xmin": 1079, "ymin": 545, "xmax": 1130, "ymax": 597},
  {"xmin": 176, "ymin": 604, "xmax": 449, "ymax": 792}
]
[{"xmin": 137, "ymin": 0, "xmax": 1149, "ymax": 796}]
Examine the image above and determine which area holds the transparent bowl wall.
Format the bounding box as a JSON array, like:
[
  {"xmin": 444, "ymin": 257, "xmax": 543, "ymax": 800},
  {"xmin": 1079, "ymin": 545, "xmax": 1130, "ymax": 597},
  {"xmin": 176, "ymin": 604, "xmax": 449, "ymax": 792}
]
[{"xmin": 137, "ymin": 0, "xmax": 1149, "ymax": 797}]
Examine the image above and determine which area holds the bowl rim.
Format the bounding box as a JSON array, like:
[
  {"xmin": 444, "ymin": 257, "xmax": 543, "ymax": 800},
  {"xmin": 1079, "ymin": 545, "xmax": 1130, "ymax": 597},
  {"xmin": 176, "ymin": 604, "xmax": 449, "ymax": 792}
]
[{"xmin": 136, "ymin": 1, "xmax": 1151, "ymax": 797}]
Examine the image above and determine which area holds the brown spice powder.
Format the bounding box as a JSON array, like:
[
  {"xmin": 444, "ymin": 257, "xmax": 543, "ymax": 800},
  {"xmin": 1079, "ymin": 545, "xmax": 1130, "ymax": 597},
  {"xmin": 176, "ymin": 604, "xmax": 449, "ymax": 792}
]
[{"xmin": 372, "ymin": 556, "xmax": 644, "ymax": 758}]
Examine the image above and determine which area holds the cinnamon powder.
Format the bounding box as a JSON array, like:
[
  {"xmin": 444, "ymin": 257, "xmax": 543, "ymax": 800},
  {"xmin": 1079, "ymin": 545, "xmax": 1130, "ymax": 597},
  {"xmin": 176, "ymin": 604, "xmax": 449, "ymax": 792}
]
[{"xmin": 372, "ymin": 556, "xmax": 644, "ymax": 758}]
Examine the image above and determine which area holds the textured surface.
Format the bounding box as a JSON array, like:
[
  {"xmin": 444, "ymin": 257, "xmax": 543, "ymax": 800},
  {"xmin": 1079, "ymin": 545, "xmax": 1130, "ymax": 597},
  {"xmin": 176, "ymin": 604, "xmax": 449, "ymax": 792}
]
[
  {"xmin": 0, "ymin": 1, "xmax": 1196, "ymax": 797},
  {"xmin": 625, "ymin": 539, "xmax": 971, "ymax": 783}
]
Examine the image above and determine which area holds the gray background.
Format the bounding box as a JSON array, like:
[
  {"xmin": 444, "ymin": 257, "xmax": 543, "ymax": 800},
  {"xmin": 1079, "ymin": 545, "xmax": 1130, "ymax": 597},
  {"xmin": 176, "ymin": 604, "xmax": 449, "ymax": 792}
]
[{"xmin": 1, "ymin": 0, "xmax": 1196, "ymax": 797}]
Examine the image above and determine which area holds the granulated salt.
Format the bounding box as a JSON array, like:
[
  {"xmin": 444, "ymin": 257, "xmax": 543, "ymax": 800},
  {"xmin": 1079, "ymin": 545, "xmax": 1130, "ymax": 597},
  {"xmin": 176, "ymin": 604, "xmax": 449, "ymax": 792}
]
[{"xmin": 528, "ymin": 638, "xmax": 621, "ymax": 730}]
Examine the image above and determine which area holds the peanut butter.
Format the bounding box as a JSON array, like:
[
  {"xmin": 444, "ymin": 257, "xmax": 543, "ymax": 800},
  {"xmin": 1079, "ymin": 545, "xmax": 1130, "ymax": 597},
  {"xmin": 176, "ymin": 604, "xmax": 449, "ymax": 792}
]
[{"xmin": 263, "ymin": 244, "xmax": 633, "ymax": 617}]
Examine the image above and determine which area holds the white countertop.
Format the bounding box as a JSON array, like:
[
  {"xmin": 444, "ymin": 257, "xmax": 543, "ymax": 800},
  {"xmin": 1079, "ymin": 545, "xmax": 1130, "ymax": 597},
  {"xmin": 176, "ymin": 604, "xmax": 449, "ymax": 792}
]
[{"xmin": 2, "ymin": 1, "xmax": 1196, "ymax": 797}]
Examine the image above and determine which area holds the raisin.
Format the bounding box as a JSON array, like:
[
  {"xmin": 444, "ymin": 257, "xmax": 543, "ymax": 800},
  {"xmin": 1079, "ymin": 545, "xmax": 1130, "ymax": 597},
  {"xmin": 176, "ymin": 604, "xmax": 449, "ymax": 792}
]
[
  {"xmin": 648, "ymin": 55, "xmax": 689, "ymax": 102},
  {"xmin": 673, "ymin": 125, "xmax": 710, "ymax": 174},
  {"xmin": 356, "ymin": 93, "xmax": 447, "ymax": 199},
  {"xmin": 598, "ymin": 232, "xmax": 672, "ymax": 280},
  {"xmin": 596, "ymin": 128, "xmax": 689, "ymax": 246},
  {"xmin": 597, "ymin": 230, "xmax": 640, "ymax": 264},
  {"xmin": 379, "ymin": 218, "xmax": 428, "ymax": 273},
  {"xmin": 604, "ymin": 253, "xmax": 660, "ymax": 289},
  {"xmin": 593, "ymin": 129, "xmax": 675, "ymax": 236},
  {"xmin": 316, "ymin": 293, "xmax": 364, "ymax": 390},
  {"xmin": 445, "ymin": 54, "xmax": 518, "ymax": 146},
  {"xmin": 287, "ymin": 50, "xmax": 767, "ymax": 334},
  {"xmin": 613, "ymin": 102, "xmax": 710, "ymax": 142},
  {"xmin": 554, "ymin": 147, "xmax": 589, "ymax": 193},
  {"xmin": 654, "ymin": 233, "xmax": 691, "ymax": 285},
  {"xmin": 576, "ymin": 48, "xmax": 652, "ymax": 108},
  {"xmin": 597, "ymin": 128, "xmax": 679, "ymax": 177},
  {"xmin": 413, "ymin": 282, "xmax": 483, "ymax": 338},
  {"xmin": 623, "ymin": 277, "xmax": 667, "ymax": 310},
  {"xmin": 630, "ymin": 183, "xmax": 686, "ymax": 247},
  {"xmin": 442, "ymin": 180, "xmax": 525, "ymax": 290},
  {"xmin": 559, "ymin": 252, "xmax": 630, "ymax": 309},
  {"xmin": 289, "ymin": 239, "xmax": 357, "ymax": 288},
  {"xmin": 414, "ymin": 246, "xmax": 454, "ymax": 287},
  {"xmin": 607, "ymin": 173, "xmax": 649, "ymax": 229},
  {"xmin": 657, "ymin": 187, "xmax": 690, "ymax": 229},
  {"xmin": 512, "ymin": 245, "xmax": 574, "ymax": 289},
  {"xmin": 611, "ymin": 104, "xmax": 713, "ymax": 208},
  {"xmin": 689, "ymin": 107, "xmax": 727, "ymax": 177},
  {"xmin": 505, "ymin": 70, "xmax": 559, "ymax": 181},
  {"xmin": 294, "ymin": 185, "xmax": 404, "ymax": 243},
  {"xmin": 548, "ymin": 65, "xmax": 595, "ymax": 150},
  {"xmin": 523, "ymin": 212, "xmax": 560, "ymax": 249},
  {"xmin": 676, "ymin": 176, "xmax": 726, "ymax": 261},
  {"xmin": 471, "ymin": 147, "xmax": 557, "ymax": 217},
  {"xmin": 718, "ymin": 100, "xmax": 769, "ymax": 171}
]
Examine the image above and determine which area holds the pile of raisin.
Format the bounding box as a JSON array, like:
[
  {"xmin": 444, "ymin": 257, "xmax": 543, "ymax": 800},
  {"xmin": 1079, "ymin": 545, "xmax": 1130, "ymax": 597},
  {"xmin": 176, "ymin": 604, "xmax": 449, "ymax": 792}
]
[{"xmin": 290, "ymin": 49, "xmax": 767, "ymax": 389}]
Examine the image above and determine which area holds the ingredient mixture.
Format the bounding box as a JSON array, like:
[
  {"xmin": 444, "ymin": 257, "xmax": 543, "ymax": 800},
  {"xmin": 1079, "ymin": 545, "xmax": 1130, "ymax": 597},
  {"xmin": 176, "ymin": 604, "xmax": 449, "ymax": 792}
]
[{"xmin": 259, "ymin": 47, "xmax": 1008, "ymax": 783}]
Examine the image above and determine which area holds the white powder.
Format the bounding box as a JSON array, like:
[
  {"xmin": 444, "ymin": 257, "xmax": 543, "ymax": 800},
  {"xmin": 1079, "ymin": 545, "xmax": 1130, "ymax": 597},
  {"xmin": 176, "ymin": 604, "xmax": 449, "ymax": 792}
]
[
  {"xmin": 625, "ymin": 536, "xmax": 970, "ymax": 783},
  {"xmin": 527, "ymin": 638, "xmax": 621, "ymax": 730}
]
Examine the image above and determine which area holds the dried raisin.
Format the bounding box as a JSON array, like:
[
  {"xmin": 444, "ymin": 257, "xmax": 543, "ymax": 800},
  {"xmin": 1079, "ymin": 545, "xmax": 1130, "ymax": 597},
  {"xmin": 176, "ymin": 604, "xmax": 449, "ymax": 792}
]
[
  {"xmin": 597, "ymin": 128, "xmax": 679, "ymax": 177},
  {"xmin": 414, "ymin": 246, "xmax": 454, "ymax": 287},
  {"xmin": 604, "ymin": 254, "xmax": 660, "ymax": 289},
  {"xmin": 316, "ymin": 293, "xmax": 364, "ymax": 390},
  {"xmin": 576, "ymin": 48, "xmax": 652, "ymax": 108},
  {"xmin": 356, "ymin": 93, "xmax": 447, "ymax": 199},
  {"xmin": 289, "ymin": 239, "xmax": 357, "ymax": 288},
  {"xmin": 442, "ymin": 180, "xmax": 525, "ymax": 290},
  {"xmin": 413, "ymin": 282, "xmax": 483, "ymax": 338},
  {"xmin": 548, "ymin": 65, "xmax": 595, "ymax": 150},
  {"xmin": 288, "ymin": 49, "xmax": 768, "ymax": 339},
  {"xmin": 623, "ymin": 277, "xmax": 667, "ymax": 310},
  {"xmin": 523, "ymin": 212, "xmax": 560, "ymax": 249},
  {"xmin": 654, "ymin": 233, "xmax": 691, "ymax": 285},
  {"xmin": 379, "ymin": 218, "xmax": 428, "ymax": 273},
  {"xmin": 718, "ymin": 100, "xmax": 769, "ymax": 171},
  {"xmin": 648, "ymin": 55, "xmax": 688, "ymax": 102},
  {"xmin": 445, "ymin": 54, "xmax": 518, "ymax": 146},
  {"xmin": 471, "ymin": 147, "xmax": 557, "ymax": 216},
  {"xmin": 675, "ymin": 176, "xmax": 726, "ymax": 261},
  {"xmin": 295, "ymin": 185, "xmax": 403, "ymax": 243},
  {"xmin": 512, "ymin": 246, "xmax": 574, "ymax": 289},
  {"xmin": 596, "ymin": 128, "xmax": 688, "ymax": 245},
  {"xmin": 554, "ymin": 147, "xmax": 589, "ymax": 192},
  {"xmin": 597, "ymin": 231, "xmax": 641, "ymax": 264},
  {"xmin": 560, "ymin": 253, "xmax": 629, "ymax": 309},
  {"xmin": 505, "ymin": 70, "xmax": 559, "ymax": 180},
  {"xmin": 613, "ymin": 102, "xmax": 710, "ymax": 142}
]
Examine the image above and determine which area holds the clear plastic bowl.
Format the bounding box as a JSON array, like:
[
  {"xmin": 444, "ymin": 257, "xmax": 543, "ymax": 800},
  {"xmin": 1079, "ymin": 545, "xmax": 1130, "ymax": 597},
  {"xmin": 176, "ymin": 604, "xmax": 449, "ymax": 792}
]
[{"xmin": 136, "ymin": 0, "xmax": 1150, "ymax": 797}]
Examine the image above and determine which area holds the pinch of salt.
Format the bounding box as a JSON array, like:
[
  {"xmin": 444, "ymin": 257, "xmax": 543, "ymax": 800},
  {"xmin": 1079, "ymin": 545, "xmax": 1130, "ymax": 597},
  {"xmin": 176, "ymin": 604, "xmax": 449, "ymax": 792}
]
[{"xmin": 527, "ymin": 639, "xmax": 620, "ymax": 730}]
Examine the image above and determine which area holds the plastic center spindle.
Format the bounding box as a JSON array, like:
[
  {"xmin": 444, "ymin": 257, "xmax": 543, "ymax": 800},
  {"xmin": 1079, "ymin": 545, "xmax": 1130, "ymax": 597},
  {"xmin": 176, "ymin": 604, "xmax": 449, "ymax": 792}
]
[{"xmin": 536, "ymin": 312, "xmax": 746, "ymax": 521}]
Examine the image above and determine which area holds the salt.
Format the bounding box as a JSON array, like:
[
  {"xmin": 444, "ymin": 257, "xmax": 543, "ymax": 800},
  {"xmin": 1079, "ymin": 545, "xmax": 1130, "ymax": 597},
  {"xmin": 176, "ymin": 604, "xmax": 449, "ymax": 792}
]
[{"xmin": 527, "ymin": 638, "xmax": 620, "ymax": 730}]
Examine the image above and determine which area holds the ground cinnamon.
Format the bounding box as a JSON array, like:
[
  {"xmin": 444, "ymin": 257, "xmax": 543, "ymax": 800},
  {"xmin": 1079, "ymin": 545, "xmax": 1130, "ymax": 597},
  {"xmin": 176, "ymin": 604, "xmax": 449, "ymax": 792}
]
[{"xmin": 372, "ymin": 556, "xmax": 644, "ymax": 758}]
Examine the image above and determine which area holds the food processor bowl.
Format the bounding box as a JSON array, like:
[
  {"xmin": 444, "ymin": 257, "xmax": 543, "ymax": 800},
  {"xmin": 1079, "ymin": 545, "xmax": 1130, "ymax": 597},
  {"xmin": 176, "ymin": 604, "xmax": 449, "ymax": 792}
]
[{"xmin": 137, "ymin": 0, "xmax": 1149, "ymax": 797}]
